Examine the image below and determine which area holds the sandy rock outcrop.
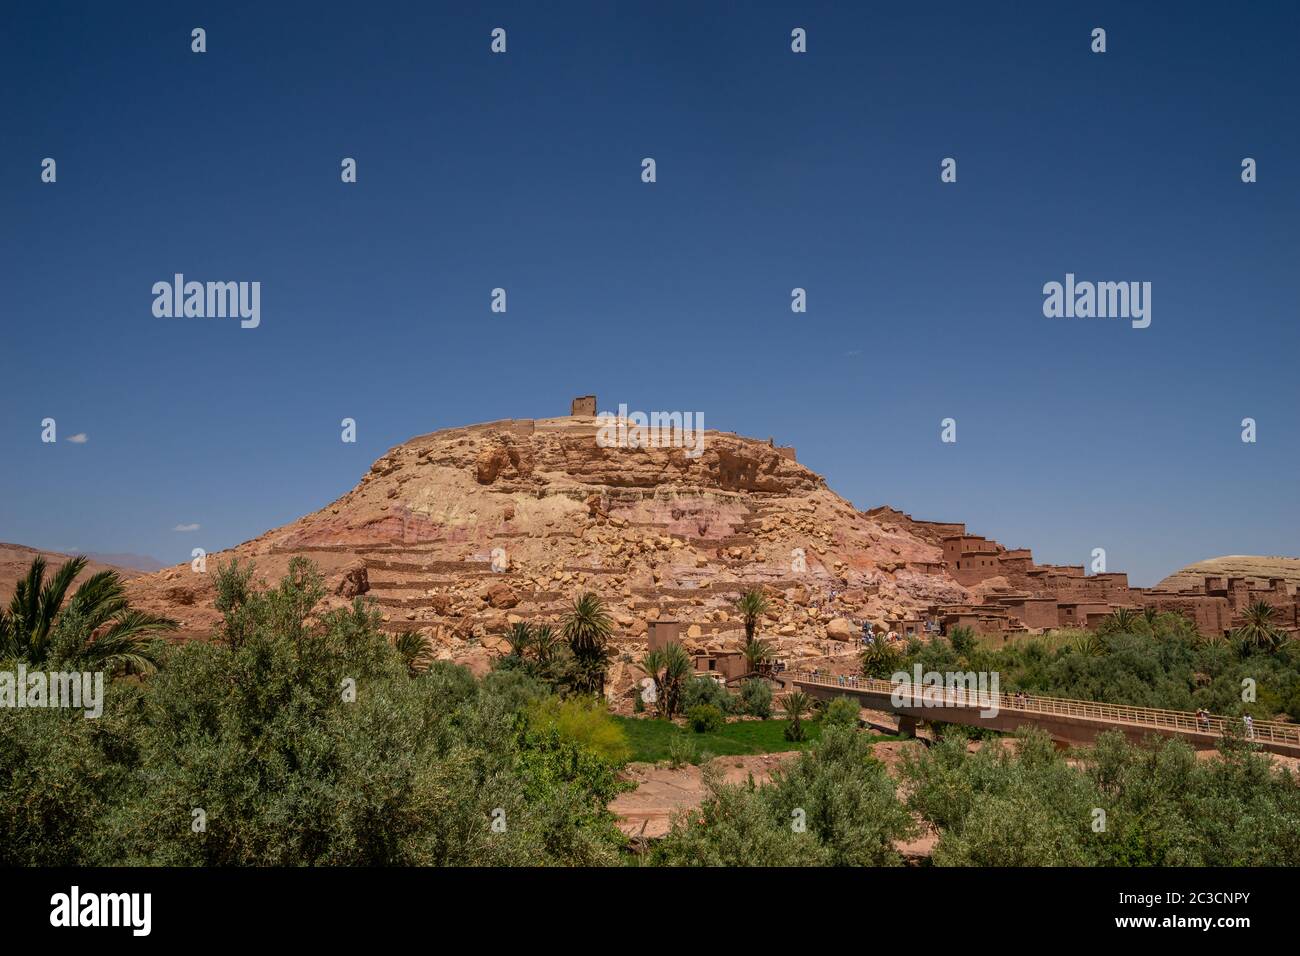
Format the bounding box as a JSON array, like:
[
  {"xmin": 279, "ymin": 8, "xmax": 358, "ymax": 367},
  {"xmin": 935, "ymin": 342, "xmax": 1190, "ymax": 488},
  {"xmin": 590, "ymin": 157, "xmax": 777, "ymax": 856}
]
[
  {"xmin": 112, "ymin": 413, "xmax": 972, "ymax": 689},
  {"xmin": 1157, "ymin": 555, "xmax": 1300, "ymax": 592}
]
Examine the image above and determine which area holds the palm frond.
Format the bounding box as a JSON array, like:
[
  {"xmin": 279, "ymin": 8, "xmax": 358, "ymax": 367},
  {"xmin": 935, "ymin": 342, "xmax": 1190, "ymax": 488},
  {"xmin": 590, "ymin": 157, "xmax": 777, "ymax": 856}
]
[
  {"xmin": 33, "ymin": 556, "xmax": 88, "ymax": 646},
  {"xmin": 64, "ymin": 569, "xmax": 131, "ymax": 631},
  {"xmin": 394, "ymin": 630, "xmax": 434, "ymax": 674}
]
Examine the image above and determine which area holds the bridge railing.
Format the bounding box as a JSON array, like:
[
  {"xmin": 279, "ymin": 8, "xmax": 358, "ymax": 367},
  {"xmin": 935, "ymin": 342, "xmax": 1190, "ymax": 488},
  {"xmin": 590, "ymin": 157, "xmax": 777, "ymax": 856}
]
[{"xmin": 786, "ymin": 671, "xmax": 1300, "ymax": 746}]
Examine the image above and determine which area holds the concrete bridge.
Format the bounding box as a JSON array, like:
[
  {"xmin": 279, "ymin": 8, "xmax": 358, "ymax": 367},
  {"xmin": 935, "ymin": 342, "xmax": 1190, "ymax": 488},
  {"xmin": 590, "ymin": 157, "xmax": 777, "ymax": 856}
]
[{"xmin": 783, "ymin": 671, "xmax": 1300, "ymax": 758}]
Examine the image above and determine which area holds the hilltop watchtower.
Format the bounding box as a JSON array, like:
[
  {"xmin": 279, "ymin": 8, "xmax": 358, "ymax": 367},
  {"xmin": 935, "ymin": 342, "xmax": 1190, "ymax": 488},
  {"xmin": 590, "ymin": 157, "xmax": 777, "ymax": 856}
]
[{"xmin": 570, "ymin": 395, "xmax": 597, "ymax": 416}]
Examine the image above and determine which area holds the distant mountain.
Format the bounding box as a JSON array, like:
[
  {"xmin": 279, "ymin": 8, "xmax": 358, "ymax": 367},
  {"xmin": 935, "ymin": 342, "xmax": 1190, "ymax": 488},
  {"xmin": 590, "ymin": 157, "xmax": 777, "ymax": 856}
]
[
  {"xmin": 0, "ymin": 543, "xmax": 149, "ymax": 603},
  {"xmin": 86, "ymin": 552, "xmax": 168, "ymax": 573}
]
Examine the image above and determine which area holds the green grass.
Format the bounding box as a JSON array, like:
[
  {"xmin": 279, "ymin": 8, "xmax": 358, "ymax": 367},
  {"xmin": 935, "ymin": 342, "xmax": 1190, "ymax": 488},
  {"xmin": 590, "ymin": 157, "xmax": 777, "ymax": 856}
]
[
  {"xmin": 974, "ymin": 627, "xmax": 1090, "ymax": 651},
  {"xmin": 612, "ymin": 716, "xmax": 900, "ymax": 765}
]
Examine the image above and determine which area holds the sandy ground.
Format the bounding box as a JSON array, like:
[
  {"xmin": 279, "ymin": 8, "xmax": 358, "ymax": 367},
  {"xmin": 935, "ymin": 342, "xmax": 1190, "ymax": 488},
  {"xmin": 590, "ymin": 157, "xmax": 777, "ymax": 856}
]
[{"xmin": 612, "ymin": 752, "xmax": 794, "ymax": 839}]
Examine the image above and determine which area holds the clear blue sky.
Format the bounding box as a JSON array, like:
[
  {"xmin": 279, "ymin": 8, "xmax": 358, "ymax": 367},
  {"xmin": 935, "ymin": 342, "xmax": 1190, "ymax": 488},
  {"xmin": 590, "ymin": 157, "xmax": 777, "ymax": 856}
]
[{"xmin": 3, "ymin": 1, "xmax": 1297, "ymax": 585}]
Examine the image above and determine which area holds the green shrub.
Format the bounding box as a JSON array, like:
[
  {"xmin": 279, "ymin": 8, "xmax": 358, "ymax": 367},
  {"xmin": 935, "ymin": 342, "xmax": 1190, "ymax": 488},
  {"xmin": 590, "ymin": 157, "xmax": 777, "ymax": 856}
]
[
  {"xmin": 687, "ymin": 704, "xmax": 725, "ymax": 734},
  {"xmin": 740, "ymin": 679, "xmax": 773, "ymax": 718},
  {"xmin": 821, "ymin": 696, "xmax": 860, "ymax": 730},
  {"xmin": 655, "ymin": 726, "xmax": 914, "ymax": 866},
  {"xmin": 682, "ymin": 676, "xmax": 739, "ymax": 714},
  {"xmin": 667, "ymin": 734, "xmax": 697, "ymax": 768},
  {"xmin": 947, "ymin": 626, "xmax": 977, "ymax": 656},
  {"xmin": 782, "ymin": 691, "xmax": 811, "ymax": 741},
  {"xmin": 528, "ymin": 695, "xmax": 632, "ymax": 765}
]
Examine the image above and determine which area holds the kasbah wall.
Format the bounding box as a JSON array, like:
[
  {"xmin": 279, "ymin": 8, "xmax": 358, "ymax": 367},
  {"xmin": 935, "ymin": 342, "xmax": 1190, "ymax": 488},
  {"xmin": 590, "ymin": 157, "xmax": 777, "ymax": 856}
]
[{"xmin": 911, "ymin": 523, "xmax": 1299, "ymax": 640}]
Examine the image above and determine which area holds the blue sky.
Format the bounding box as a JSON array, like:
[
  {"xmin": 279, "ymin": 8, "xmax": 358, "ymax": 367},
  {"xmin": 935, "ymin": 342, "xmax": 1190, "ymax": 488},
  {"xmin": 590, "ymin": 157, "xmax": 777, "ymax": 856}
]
[{"xmin": 2, "ymin": 1, "xmax": 1297, "ymax": 585}]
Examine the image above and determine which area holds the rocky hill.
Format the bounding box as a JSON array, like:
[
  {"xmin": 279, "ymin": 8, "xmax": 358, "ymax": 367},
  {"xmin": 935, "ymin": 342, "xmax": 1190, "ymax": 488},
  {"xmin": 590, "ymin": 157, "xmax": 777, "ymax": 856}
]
[{"xmin": 117, "ymin": 414, "xmax": 969, "ymax": 696}]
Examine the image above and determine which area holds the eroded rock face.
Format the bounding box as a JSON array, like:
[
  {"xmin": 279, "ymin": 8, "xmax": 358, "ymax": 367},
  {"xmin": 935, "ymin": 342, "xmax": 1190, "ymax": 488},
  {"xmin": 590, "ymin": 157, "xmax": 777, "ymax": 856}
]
[
  {"xmin": 119, "ymin": 415, "xmax": 970, "ymax": 695},
  {"xmin": 165, "ymin": 585, "xmax": 197, "ymax": 606},
  {"xmin": 475, "ymin": 436, "xmax": 536, "ymax": 485}
]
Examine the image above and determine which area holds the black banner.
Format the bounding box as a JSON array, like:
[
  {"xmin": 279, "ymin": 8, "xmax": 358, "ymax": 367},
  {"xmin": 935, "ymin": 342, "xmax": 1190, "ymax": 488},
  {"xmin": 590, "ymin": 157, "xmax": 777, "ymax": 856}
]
[{"xmin": 0, "ymin": 867, "xmax": 1276, "ymax": 941}]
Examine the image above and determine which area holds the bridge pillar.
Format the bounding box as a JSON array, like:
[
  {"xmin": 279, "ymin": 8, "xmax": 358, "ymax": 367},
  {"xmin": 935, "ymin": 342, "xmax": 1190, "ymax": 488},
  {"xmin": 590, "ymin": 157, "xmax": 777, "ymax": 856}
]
[{"xmin": 897, "ymin": 714, "xmax": 919, "ymax": 739}]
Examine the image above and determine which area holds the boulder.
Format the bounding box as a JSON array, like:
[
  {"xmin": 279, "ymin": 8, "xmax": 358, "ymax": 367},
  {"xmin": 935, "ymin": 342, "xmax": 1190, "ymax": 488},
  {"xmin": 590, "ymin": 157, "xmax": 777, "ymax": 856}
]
[
  {"xmin": 825, "ymin": 617, "xmax": 857, "ymax": 642},
  {"xmin": 335, "ymin": 562, "xmax": 370, "ymax": 599},
  {"xmin": 484, "ymin": 583, "xmax": 518, "ymax": 609}
]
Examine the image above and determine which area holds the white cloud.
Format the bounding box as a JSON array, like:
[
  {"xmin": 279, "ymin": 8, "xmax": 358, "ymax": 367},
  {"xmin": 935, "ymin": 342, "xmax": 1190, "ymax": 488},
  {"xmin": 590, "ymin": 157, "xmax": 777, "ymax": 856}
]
[
  {"xmin": 173, "ymin": 523, "xmax": 201, "ymax": 532},
  {"xmin": 66, "ymin": 433, "xmax": 88, "ymax": 444}
]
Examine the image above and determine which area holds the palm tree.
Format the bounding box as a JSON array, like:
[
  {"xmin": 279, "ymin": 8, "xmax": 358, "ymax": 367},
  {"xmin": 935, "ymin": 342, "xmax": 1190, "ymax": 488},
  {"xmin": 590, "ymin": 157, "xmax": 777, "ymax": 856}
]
[
  {"xmin": 661, "ymin": 641, "xmax": 692, "ymax": 717},
  {"xmin": 1233, "ymin": 601, "xmax": 1289, "ymax": 654},
  {"xmin": 1099, "ymin": 607, "xmax": 1140, "ymax": 635},
  {"xmin": 1195, "ymin": 628, "xmax": 1229, "ymax": 649},
  {"xmin": 530, "ymin": 624, "xmax": 561, "ymax": 664},
  {"xmin": 641, "ymin": 647, "xmax": 665, "ymax": 714},
  {"xmin": 562, "ymin": 592, "xmax": 614, "ymax": 694},
  {"xmin": 1071, "ymin": 632, "xmax": 1105, "ymax": 657},
  {"xmin": 736, "ymin": 590, "xmax": 769, "ymax": 646},
  {"xmin": 782, "ymin": 690, "xmax": 812, "ymax": 741},
  {"xmin": 0, "ymin": 555, "xmax": 175, "ymax": 674},
  {"xmin": 394, "ymin": 630, "xmax": 434, "ymax": 675},
  {"xmin": 741, "ymin": 636, "xmax": 772, "ymax": 676},
  {"xmin": 641, "ymin": 640, "xmax": 693, "ymax": 718},
  {"xmin": 505, "ymin": 621, "xmax": 533, "ymax": 657},
  {"xmin": 1141, "ymin": 606, "xmax": 1160, "ymax": 631},
  {"xmin": 860, "ymin": 639, "xmax": 902, "ymax": 679}
]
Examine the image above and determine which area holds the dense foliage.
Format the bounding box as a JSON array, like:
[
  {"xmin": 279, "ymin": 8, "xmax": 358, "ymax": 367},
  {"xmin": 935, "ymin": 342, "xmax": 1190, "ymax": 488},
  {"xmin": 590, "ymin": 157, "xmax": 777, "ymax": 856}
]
[
  {"xmin": 902, "ymin": 727, "xmax": 1300, "ymax": 866},
  {"xmin": 654, "ymin": 726, "xmax": 915, "ymax": 866},
  {"xmin": 0, "ymin": 559, "xmax": 628, "ymax": 865},
  {"xmin": 5, "ymin": 558, "xmax": 1299, "ymax": 868}
]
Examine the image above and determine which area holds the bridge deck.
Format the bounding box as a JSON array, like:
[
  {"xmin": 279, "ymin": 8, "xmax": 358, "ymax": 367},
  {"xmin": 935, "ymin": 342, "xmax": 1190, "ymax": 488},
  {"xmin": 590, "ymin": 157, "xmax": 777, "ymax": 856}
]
[{"xmin": 787, "ymin": 671, "xmax": 1300, "ymax": 754}]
